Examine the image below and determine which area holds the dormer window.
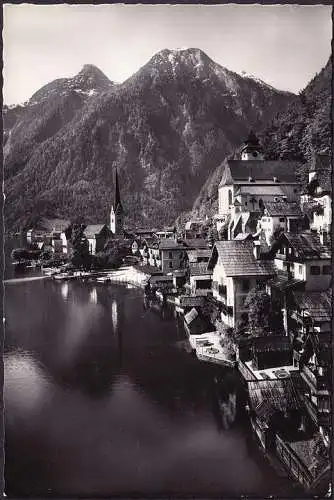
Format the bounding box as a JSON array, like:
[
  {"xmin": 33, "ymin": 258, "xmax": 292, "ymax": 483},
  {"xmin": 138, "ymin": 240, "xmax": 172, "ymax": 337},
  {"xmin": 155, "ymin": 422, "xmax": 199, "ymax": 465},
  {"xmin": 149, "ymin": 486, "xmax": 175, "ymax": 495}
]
[
  {"xmin": 273, "ymin": 177, "xmax": 279, "ymax": 183},
  {"xmin": 248, "ymin": 176, "xmax": 255, "ymax": 182}
]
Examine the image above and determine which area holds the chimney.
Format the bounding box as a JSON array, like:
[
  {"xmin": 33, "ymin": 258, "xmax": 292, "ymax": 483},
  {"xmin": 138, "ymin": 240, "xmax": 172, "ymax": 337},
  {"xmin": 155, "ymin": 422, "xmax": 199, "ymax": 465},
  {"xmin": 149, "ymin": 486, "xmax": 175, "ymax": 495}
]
[{"xmin": 253, "ymin": 240, "xmax": 261, "ymax": 260}]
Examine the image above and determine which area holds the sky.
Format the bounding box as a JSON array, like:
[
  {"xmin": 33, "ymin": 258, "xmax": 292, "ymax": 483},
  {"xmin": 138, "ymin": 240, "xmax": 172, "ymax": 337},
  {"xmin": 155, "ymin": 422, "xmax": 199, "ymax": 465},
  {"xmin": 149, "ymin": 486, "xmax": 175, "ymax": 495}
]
[{"xmin": 3, "ymin": 4, "xmax": 332, "ymax": 105}]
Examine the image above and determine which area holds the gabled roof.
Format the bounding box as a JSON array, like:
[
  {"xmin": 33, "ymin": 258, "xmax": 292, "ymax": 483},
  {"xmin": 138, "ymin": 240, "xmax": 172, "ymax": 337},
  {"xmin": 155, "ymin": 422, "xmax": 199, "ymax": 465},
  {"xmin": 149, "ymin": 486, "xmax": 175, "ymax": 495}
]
[
  {"xmin": 252, "ymin": 335, "xmax": 292, "ymax": 353},
  {"xmin": 278, "ymin": 232, "xmax": 331, "ymax": 260},
  {"xmin": 234, "ymin": 232, "xmax": 253, "ymax": 241},
  {"xmin": 30, "ymin": 218, "xmax": 71, "ymax": 233},
  {"xmin": 84, "ymin": 224, "xmax": 108, "ymax": 237},
  {"xmin": 189, "ymin": 262, "xmax": 212, "ymax": 276},
  {"xmin": 248, "ymin": 378, "xmax": 301, "ymax": 422},
  {"xmin": 186, "ymin": 249, "xmax": 212, "ymax": 261},
  {"xmin": 267, "ymin": 271, "xmax": 305, "ymax": 291},
  {"xmin": 183, "ymin": 238, "xmax": 208, "ymax": 249},
  {"xmin": 209, "ymin": 241, "xmax": 276, "ymax": 277},
  {"xmin": 291, "ymin": 289, "xmax": 332, "ymax": 323},
  {"xmin": 264, "ymin": 201, "xmax": 303, "ymax": 217},
  {"xmin": 219, "ymin": 159, "xmax": 299, "ymax": 187},
  {"xmin": 159, "ymin": 239, "xmax": 184, "ymax": 250}
]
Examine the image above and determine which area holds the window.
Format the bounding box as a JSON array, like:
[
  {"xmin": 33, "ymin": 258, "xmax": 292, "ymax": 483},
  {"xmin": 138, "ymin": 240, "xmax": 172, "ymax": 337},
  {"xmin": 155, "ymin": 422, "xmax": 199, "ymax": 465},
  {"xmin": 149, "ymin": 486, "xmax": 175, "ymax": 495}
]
[
  {"xmin": 310, "ymin": 266, "xmax": 320, "ymax": 275},
  {"xmin": 279, "ymin": 217, "xmax": 285, "ymax": 223},
  {"xmin": 168, "ymin": 262, "xmax": 173, "ymax": 269},
  {"xmin": 197, "ymin": 279, "xmax": 212, "ymax": 289},
  {"xmin": 241, "ymin": 279, "xmax": 250, "ymax": 292},
  {"xmin": 299, "ymin": 265, "xmax": 303, "ymax": 275},
  {"xmin": 323, "ymin": 265, "xmax": 332, "ymax": 275},
  {"xmin": 228, "ymin": 189, "xmax": 232, "ymax": 206},
  {"xmin": 168, "ymin": 252, "xmax": 172, "ymax": 259}
]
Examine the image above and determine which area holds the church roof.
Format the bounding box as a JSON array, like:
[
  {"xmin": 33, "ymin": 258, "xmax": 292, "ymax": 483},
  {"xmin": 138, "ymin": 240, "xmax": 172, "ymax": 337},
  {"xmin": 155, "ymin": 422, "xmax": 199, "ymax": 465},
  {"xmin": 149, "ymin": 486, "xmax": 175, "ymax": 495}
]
[
  {"xmin": 219, "ymin": 160, "xmax": 299, "ymax": 187},
  {"xmin": 84, "ymin": 224, "xmax": 108, "ymax": 237}
]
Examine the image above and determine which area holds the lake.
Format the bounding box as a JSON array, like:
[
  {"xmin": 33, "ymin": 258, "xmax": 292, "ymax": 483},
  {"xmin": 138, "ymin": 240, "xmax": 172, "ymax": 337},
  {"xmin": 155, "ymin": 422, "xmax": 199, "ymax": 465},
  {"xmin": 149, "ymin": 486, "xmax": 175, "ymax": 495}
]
[{"xmin": 3, "ymin": 240, "xmax": 296, "ymax": 497}]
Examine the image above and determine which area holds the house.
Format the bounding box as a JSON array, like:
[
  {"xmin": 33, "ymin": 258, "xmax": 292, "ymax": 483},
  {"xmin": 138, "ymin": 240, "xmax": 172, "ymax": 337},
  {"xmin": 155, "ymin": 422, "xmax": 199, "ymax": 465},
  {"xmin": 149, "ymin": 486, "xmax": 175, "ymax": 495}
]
[
  {"xmin": 301, "ymin": 153, "xmax": 331, "ymax": 243},
  {"xmin": 267, "ymin": 232, "xmax": 331, "ymax": 292},
  {"xmin": 247, "ymin": 378, "xmax": 303, "ymax": 451},
  {"xmin": 155, "ymin": 227, "xmax": 176, "ymax": 239},
  {"xmin": 186, "ymin": 248, "xmax": 211, "ymax": 264},
  {"xmin": 238, "ymin": 336, "xmax": 298, "ymax": 382},
  {"xmin": 143, "ymin": 238, "xmax": 161, "ymax": 268},
  {"xmin": 27, "ymin": 218, "xmax": 71, "ymax": 243},
  {"xmin": 83, "ymin": 224, "xmax": 112, "ymax": 255},
  {"xmin": 298, "ymin": 331, "xmax": 331, "ymax": 442},
  {"xmin": 184, "ymin": 307, "xmax": 214, "ymax": 336},
  {"xmin": 215, "ymin": 132, "xmax": 301, "ymax": 238},
  {"xmin": 188, "ymin": 263, "xmax": 212, "ymax": 296},
  {"xmin": 207, "ymin": 240, "xmax": 276, "ymax": 328},
  {"xmin": 266, "ymin": 232, "xmax": 331, "ymax": 334},
  {"xmin": 184, "ymin": 220, "xmax": 205, "ymax": 239},
  {"xmin": 159, "ymin": 238, "xmax": 187, "ymax": 274},
  {"xmin": 288, "ymin": 289, "xmax": 331, "ymax": 358},
  {"xmin": 258, "ymin": 201, "xmax": 305, "ymax": 245}
]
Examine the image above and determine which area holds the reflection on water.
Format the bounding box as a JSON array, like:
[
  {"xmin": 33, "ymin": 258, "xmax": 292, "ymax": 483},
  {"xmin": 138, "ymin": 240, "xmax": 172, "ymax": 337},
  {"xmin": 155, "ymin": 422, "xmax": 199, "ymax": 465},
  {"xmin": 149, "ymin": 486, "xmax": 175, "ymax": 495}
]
[
  {"xmin": 112, "ymin": 299, "xmax": 118, "ymax": 333},
  {"xmin": 89, "ymin": 287, "xmax": 97, "ymax": 304},
  {"xmin": 4, "ymin": 276, "xmax": 289, "ymax": 497},
  {"xmin": 61, "ymin": 282, "xmax": 69, "ymax": 300}
]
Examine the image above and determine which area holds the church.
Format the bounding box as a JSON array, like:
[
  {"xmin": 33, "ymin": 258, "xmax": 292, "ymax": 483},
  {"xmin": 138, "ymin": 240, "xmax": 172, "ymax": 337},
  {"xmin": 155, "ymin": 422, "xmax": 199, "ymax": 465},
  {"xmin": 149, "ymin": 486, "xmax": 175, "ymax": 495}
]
[
  {"xmin": 214, "ymin": 132, "xmax": 302, "ymax": 240},
  {"xmin": 110, "ymin": 167, "xmax": 124, "ymax": 236}
]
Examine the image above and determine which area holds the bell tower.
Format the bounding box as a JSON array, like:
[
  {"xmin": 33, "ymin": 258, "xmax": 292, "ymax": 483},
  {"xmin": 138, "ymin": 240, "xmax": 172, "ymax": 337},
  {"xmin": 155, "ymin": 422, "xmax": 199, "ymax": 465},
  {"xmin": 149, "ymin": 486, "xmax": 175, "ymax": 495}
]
[
  {"xmin": 240, "ymin": 130, "xmax": 264, "ymax": 161},
  {"xmin": 110, "ymin": 167, "xmax": 124, "ymax": 235}
]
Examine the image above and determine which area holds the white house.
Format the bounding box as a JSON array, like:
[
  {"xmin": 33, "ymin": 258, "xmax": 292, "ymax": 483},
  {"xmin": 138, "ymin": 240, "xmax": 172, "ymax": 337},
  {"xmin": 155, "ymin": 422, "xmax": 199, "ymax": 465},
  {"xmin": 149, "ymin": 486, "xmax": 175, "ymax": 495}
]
[
  {"xmin": 268, "ymin": 232, "xmax": 331, "ymax": 292},
  {"xmin": 258, "ymin": 201, "xmax": 305, "ymax": 245},
  {"xmin": 207, "ymin": 240, "xmax": 276, "ymax": 328}
]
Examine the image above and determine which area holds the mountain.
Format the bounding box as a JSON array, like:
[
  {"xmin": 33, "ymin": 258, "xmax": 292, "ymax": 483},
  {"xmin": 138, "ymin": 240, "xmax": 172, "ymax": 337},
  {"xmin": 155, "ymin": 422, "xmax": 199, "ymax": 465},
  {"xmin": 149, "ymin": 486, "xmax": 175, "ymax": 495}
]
[
  {"xmin": 188, "ymin": 56, "xmax": 332, "ymax": 222},
  {"xmin": 4, "ymin": 48, "xmax": 296, "ymax": 231}
]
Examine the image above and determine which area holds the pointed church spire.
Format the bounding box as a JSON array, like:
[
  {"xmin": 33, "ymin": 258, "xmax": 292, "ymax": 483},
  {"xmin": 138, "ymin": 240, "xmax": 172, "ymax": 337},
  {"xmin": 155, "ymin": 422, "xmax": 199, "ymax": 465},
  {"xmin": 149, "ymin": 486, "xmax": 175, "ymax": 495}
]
[
  {"xmin": 110, "ymin": 167, "xmax": 124, "ymax": 235},
  {"xmin": 114, "ymin": 167, "xmax": 123, "ymax": 213}
]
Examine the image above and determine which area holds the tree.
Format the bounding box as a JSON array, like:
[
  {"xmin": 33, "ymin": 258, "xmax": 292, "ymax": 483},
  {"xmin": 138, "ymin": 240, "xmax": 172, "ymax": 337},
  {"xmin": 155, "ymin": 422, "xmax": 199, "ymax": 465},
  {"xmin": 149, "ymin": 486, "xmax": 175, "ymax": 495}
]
[
  {"xmin": 245, "ymin": 288, "xmax": 284, "ymax": 336},
  {"xmin": 244, "ymin": 289, "xmax": 272, "ymax": 336},
  {"xmin": 70, "ymin": 224, "xmax": 91, "ymax": 269}
]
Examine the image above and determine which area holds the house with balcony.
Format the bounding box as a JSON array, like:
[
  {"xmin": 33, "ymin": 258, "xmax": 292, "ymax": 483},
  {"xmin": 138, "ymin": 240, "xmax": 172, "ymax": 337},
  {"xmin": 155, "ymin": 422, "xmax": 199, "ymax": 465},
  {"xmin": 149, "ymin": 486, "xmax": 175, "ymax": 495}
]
[
  {"xmin": 266, "ymin": 232, "xmax": 331, "ymax": 333},
  {"xmin": 207, "ymin": 240, "xmax": 276, "ymax": 328},
  {"xmin": 267, "ymin": 232, "xmax": 331, "ymax": 291}
]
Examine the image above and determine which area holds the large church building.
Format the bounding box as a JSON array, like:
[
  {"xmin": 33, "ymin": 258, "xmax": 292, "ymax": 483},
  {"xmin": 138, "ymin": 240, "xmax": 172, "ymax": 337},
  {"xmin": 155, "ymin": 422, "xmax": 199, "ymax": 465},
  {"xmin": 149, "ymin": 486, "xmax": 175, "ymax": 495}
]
[{"xmin": 214, "ymin": 132, "xmax": 302, "ymax": 239}]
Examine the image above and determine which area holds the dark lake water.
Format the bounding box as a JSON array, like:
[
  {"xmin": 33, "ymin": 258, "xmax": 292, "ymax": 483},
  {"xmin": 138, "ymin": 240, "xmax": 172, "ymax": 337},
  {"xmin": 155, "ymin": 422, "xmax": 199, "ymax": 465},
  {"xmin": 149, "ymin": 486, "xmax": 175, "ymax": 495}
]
[{"xmin": 4, "ymin": 239, "xmax": 295, "ymax": 497}]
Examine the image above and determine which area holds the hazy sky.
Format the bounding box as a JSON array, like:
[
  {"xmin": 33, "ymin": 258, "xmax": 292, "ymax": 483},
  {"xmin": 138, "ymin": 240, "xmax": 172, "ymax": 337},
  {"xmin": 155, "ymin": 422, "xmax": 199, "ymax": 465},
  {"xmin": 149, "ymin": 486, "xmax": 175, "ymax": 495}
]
[{"xmin": 3, "ymin": 4, "xmax": 332, "ymax": 105}]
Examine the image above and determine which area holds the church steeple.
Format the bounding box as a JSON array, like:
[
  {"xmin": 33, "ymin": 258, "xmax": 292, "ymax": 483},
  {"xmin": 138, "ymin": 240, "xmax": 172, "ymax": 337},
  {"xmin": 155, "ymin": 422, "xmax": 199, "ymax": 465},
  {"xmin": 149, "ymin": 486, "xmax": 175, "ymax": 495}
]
[
  {"xmin": 241, "ymin": 130, "xmax": 264, "ymax": 161},
  {"xmin": 110, "ymin": 167, "xmax": 124, "ymax": 235},
  {"xmin": 114, "ymin": 167, "xmax": 123, "ymax": 214}
]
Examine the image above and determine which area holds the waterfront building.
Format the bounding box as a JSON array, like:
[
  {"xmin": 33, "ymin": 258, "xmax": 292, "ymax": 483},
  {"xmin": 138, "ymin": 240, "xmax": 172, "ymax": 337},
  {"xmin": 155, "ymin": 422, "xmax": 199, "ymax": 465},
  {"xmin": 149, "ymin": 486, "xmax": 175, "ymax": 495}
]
[
  {"xmin": 298, "ymin": 331, "xmax": 331, "ymax": 445},
  {"xmin": 207, "ymin": 240, "xmax": 276, "ymax": 328}
]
